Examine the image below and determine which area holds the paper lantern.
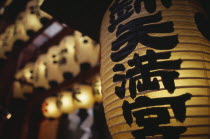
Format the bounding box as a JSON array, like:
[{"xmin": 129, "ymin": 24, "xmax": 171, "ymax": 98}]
[
  {"xmin": 74, "ymin": 31, "xmax": 100, "ymax": 70},
  {"xmin": 58, "ymin": 36, "xmax": 80, "ymax": 80},
  {"xmin": 14, "ymin": 22, "xmax": 29, "ymax": 41},
  {"xmin": 92, "ymin": 74, "xmax": 102, "ymax": 103},
  {"xmin": 0, "ymin": 36, "xmax": 7, "ymax": 59},
  {"xmin": 73, "ymin": 84, "xmax": 95, "ymax": 109},
  {"xmin": 0, "ymin": 47, "xmax": 6, "ymax": 59},
  {"xmin": 42, "ymin": 97, "xmax": 62, "ymax": 118},
  {"xmin": 46, "ymin": 46, "xmax": 64, "ymax": 87},
  {"xmin": 18, "ymin": 11, "xmax": 43, "ymax": 32},
  {"xmin": 100, "ymin": 0, "xmax": 210, "ymax": 138},
  {"xmin": 0, "ymin": 25, "xmax": 15, "ymax": 54},
  {"xmin": 57, "ymin": 91, "xmax": 75, "ymax": 114},
  {"xmin": 25, "ymin": 0, "xmax": 52, "ymax": 23},
  {"xmin": 33, "ymin": 54, "xmax": 50, "ymax": 89},
  {"xmin": 15, "ymin": 63, "xmax": 35, "ymax": 84}
]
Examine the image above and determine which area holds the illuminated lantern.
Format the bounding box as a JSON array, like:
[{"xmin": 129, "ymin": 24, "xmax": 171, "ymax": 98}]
[
  {"xmin": 42, "ymin": 97, "xmax": 62, "ymax": 118},
  {"xmin": 74, "ymin": 31, "xmax": 100, "ymax": 70},
  {"xmin": 100, "ymin": 0, "xmax": 210, "ymax": 138},
  {"xmin": 0, "ymin": 40, "xmax": 6, "ymax": 59},
  {"xmin": 45, "ymin": 46, "xmax": 64, "ymax": 88},
  {"xmin": 0, "ymin": 24, "xmax": 28, "ymax": 58},
  {"xmin": 15, "ymin": 63, "xmax": 35, "ymax": 84},
  {"xmin": 73, "ymin": 84, "xmax": 94, "ymax": 109},
  {"xmin": 33, "ymin": 54, "xmax": 50, "ymax": 89},
  {"xmin": 14, "ymin": 22, "xmax": 29, "ymax": 41},
  {"xmin": 25, "ymin": 0, "xmax": 52, "ymax": 25},
  {"xmin": 58, "ymin": 36, "xmax": 80, "ymax": 80},
  {"xmin": 92, "ymin": 74, "xmax": 102, "ymax": 103},
  {"xmin": 57, "ymin": 91, "xmax": 75, "ymax": 114},
  {"xmin": 0, "ymin": 25, "xmax": 16, "ymax": 56},
  {"xmin": 18, "ymin": 12, "xmax": 43, "ymax": 32},
  {"xmin": 0, "ymin": 34, "xmax": 9, "ymax": 59}
]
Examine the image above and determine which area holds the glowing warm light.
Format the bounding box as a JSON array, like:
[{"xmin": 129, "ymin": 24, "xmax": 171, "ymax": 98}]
[
  {"xmin": 57, "ymin": 92, "xmax": 75, "ymax": 114},
  {"xmin": 58, "ymin": 36, "xmax": 80, "ymax": 77},
  {"xmin": 92, "ymin": 74, "xmax": 102, "ymax": 103},
  {"xmin": 39, "ymin": 63, "xmax": 46, "ymax": 72},
  {"xmin": 6, "ymin": 113, "xmax": 12, "ymax": 120},
  {"xmin": 33, "ymin": 55, "xmax": 49, "ymax": 89},
  {"xmin": 24, "ymin": 72, "xmax": 32, "ymax": 79},
  {"xmin": 42, "ymin": 97, "xmax": 62, "ymax": 118},
  {"xmin": 22, "ymin": 12, "xmax": 43, "ymax": 32},
  {"xmin": 73, "ymin": 84, "xmax": 94, "ymax": 109}
]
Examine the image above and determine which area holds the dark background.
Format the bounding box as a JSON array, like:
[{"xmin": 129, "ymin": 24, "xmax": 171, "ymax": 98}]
[{"xmin": 41, "ymin": 0, "xmax": 210, "ymax": 42}]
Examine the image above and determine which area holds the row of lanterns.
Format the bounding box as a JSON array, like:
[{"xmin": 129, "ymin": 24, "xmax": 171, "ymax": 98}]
[
  {"xmin": 41, "ymin": 74, "xmax": 102, "ymax": 118},
  {"xmin": 13, "ymin": 31, "xmax": 100, "ymax": 99},
  {"xmin": 0, "ymin": 0, "xmax": 51, "ymax": 59}
]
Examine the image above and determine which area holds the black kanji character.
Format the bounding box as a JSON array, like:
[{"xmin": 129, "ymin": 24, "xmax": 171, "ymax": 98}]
[
  {"xmin": 111, "ymin": 11, "xmax": 179, "ymax": 62},
  {"xmin": 134, "ymin": 0, "xmax": 172, "ymax": 14},
  {"xmin": 113, "ymin": 50, "xmax": 182, "ymax": 99},
  {"xmin": 122, "ymin": 93, "xmax": 192, "ymax": 138},
  {"xmin": 108, "ymin": 0, "xmax": 134, "ymax": 33}
]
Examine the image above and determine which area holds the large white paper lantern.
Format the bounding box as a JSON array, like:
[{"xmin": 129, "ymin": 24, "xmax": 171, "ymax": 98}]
[{"xmin": 100, "ymin": 0, "xmax": 210, "ymax": 138}]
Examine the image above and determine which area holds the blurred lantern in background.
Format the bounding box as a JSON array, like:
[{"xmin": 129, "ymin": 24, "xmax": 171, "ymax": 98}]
[
  {"xmin": 42, "ymin": 97, "xmax": 62, "ymax": 119},
  {"xmin": 57, "ymin": 91, "xmax": 75, "ymax": 114},
  {"xmin": 34, "ymin": 54, "xmax": 50, "ymax": 90},
  {"xmin": 58, "ymin": 35, "xmax": 80, "ymax": 80},
  {"xmin": 73, "ymin": 84, "xmax": 94, "ymax": 109},
  {"xmin": 14, "ymin": 22, "xmax": 29, "ymax": 41},
  {"xmin": 92, "ymin": 74, "xmax": 102, "ymax": 103},
  {"xmin": 74, "ymin": 31, "xmax": 100, "ymax": 70},
  {"xmin": 0, "ymin": 25, "xmax": 16, "ymax": 58},
  {"xmin": 100, "ymin": 0, "xmax": 210, "ymax": 138},
  {"xmin": 15, "ymin": 63, "xmax": 35, "ymax": 84},
  {"xmin": 46, "ymin": 46, "xmax": 64, "ymax": 88}
]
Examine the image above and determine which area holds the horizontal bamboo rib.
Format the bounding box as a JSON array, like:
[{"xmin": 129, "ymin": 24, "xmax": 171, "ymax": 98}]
[
  {"xmin": 104, "ymin": 91, "xmax": 210, "ymax": 115},
  {"xmin": 101, "ymin": 47, "xmax": 210, "ymax": 75},
  {"xmin": 103, "ymin": 78, "xmax": 210, "ymax": 104}
]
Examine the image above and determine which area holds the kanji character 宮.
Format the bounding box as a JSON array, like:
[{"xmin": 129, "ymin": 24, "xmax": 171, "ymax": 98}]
[{"xmin": 122, "ymin": 93, "xmax": 192, "ymax": 138}]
